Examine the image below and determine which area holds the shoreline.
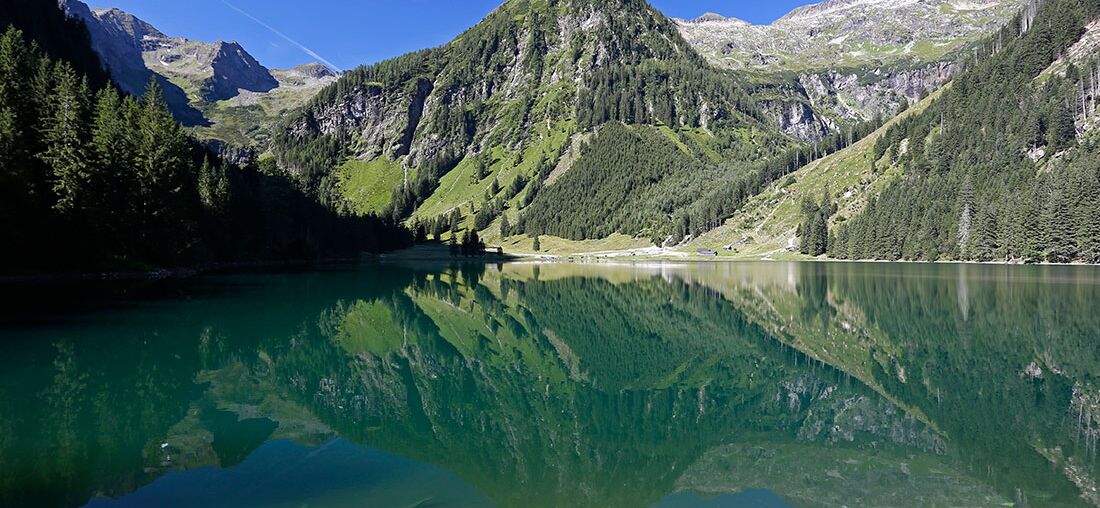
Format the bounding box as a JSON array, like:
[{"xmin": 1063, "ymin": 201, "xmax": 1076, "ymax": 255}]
[
  {"xmin": 486, "ymin": 248, "xmax": 1100, "ymax": 267},
  {"xmin": 4, "ymin": 250, "xmax": 1096, "ymax": 285}
]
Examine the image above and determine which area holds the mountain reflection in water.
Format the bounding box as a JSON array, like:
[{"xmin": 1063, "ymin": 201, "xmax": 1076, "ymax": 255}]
[{"xmin": 1, "ymin": 261, "xmax": 1099, "ymax": 507}]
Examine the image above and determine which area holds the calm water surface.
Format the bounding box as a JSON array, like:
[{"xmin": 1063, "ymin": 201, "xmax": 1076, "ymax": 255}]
[{"xmin": 3, "ymin": 261, "xmax": 1100, "ymax": 507}]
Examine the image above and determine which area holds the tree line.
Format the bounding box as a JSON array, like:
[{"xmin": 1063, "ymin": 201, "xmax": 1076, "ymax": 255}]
[
  {"xmin": 798, "ymin": 192, "xmax": 836, "ymax": 256},
  {"xmin": 0, "ymin": 25, "xmax": 409, "ymax": 272}
]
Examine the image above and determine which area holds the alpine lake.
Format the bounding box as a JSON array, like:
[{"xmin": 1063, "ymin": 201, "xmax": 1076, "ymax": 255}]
[{"xmin": 3, "ymin": 261, "xmax": 1100, "ymax": 507}]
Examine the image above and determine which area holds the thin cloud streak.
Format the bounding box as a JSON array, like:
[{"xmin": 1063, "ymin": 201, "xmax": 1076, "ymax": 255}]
[{"xmin": 220, "ymin": 0, "xmax": 342, "ymax": 72}]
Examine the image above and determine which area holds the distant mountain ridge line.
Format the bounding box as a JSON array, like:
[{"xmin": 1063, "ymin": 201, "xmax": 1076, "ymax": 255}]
[{"xmin": 58, "ymin": 0, "xmax": 338, "ymax": 146}]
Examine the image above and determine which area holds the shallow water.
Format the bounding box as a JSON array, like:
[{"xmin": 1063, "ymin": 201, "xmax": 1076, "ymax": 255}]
[{"xmin": 2, "ymin": 261, "xmax": 1100, "ymax": 507}]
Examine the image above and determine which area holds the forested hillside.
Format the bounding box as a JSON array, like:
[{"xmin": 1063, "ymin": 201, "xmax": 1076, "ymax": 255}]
[
  {"xmin": 829, "ymin": 0, "xmax": 1100, "ymax": 263},
  {"xmin": 273, "ymin": 0, "xmax": 794, "ymax": 244},
  {"xmin": 516, "ymin": 116, "xmax": 882, "ymax": 244},
  {"xmin": 0, "ymin": 12, "xmax": 409, "ymax": 274}
]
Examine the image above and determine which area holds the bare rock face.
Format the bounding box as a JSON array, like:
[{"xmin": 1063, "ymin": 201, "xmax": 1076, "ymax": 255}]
[
  {"xmin": 299, "ymin": 79, "xmax": 433, "ymax": 164},
  {"xmin": 203, "ymin": 41, "xmax": 280, "ymax": 101},
  {"xmin": 761, "ymin": 99, "xmax": 833, "ymax": 142},
  {"xmin": 675, "ymin": 0, "xmax": 1026, "ymax": 140},
  {"xmin": 289, "ymin": 62, "xmax": 338, "ymax": 81}
]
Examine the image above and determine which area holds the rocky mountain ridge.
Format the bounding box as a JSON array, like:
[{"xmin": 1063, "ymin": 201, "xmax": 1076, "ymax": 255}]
[
  {"xmin": 59, "ymin": 0, "xmax": 338, "ymax": 147},
  {"xmin": 677, "ymin": 0, "xmax": 1025, "ymax": 71},
  {"xmin": 675, "ymin": 0, "xmax": 1026, "ymax": 135}
]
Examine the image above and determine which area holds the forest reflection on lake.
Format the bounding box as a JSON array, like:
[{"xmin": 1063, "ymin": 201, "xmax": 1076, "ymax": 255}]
[{"xmin": 2, "ymin": 261, "xmax": 1100, "ymax": 507}]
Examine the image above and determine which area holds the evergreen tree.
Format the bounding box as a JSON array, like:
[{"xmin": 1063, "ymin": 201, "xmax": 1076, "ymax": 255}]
[
  {"xmin": 412, "ymin": 219, "xmax": 427, "ymax": 243},
  {"xmin": 1042, "ymin": 183, "xmax": 1076, "ymax": 263},
  {"xmin": 134, "ymin": 78, "xmax": 193, "ymax": 260},
  {"xmin": 198, "ymin": 157, "xmax": 230, "ymax": 215},
  {"xmin": 1048, "ymin": 99, "xmax": 1076, "ymax": 153},
  {"xmin": 39, "ymin": 63, "xmax": 91, "ymax": 214},
  {"xmin": 1076, "ymin": 167, "xmax": 1100, "ymax": 262},
  {"xmin": 472, "ymin": 154, "xmax": 488, "ymax": 181},
  {"xmin": 957, "ymin": 174, "xmax": 975, "ymax": 257},
  {"xmin": 0, "ymin": 27, "xmax": 31, "ymax": 182},
  {"xmin": 797, "ymin": 193, "xmax": 832, "ymax": 256}
]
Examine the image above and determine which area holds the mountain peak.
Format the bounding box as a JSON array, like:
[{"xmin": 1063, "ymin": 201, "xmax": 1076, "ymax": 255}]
[
  {"xmin": 675, "ymin": 13, "xmax": 751, "ymax": 27},
  {"xmin": 205, "ymin": 40, "xmax": 278, "ymax": 101},
  {"xmin": 693, "ymin": 12, "xmax": 730, "ymax": 23},
  {"xmin": 290, "ymin": 62, "xmax": 338, "ymax": 79},
  {"xmin": 89, "ymin": 5, "xmax": 165, "ymax": 42}
]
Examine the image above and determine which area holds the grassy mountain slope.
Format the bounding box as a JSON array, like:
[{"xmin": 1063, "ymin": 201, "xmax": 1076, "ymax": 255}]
[
  {"xmin": 687, "ymin": 89, "xmax": 943, "ymax": 258},
  {"xmin": 273, "ymin": 0, "xmax": 788, "ymax": 239}
]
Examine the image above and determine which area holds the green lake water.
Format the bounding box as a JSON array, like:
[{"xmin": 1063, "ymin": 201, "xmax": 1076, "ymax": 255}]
[{"xmin": 2, "ymin": 261, "xmax": 1100, "ymax": 507}]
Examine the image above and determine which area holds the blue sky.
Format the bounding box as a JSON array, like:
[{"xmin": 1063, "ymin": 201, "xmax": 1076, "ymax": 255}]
[{"xmin": 83, "ymin": 0, "xmax": 815, "ymax": 71}]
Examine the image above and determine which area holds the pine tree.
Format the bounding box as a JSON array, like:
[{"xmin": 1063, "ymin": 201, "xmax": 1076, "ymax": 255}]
[
  {"xmin": 0, "ymin": 27, "xmax": 32, "ymax": 182},
  {"xmin": 973, "ymin": 205, "xmax": 999, "ymax": 261},
  {"xmin": 532, "ymin": 234, "xmax": 541, "ymax": 252},
  {"xmin": 1042, "ymin": 183, "xmax": 1075, "ymax": 263},
  {"xmin": 135, "ymin": 78, "xmax": 193, "ymax": 260},
  {"xmin": 1076, "ymin": 167, "xmax": 1100, "ymax": 262},
  {"xmin": 472, "ymin": 154, "xmax": 487, "ymax": 181},
  {"xmin": 198, "ymin": 157, "xmax": 230, "ymax": 215},
  {"xmin": 30, "ymin": 57, "xmax": 54, "ymax": 134},
  {"xmin": 89, "ymin": 86, "xmax": 137, "ymax": 235},
  {"xmin": 797, "ymin": 194, "xmax": 831, "ymax": 256},
  {"xmin": 470, "ymin": 229, "xmax": 482, "ymax": 255},
  {"xmin": 449, "ymin": 211, "xmax": 460, "ymax": 235},
  {"xmin": 1048, "ymin": 99, "xmax": 1076, "ymax": 153},
  {"xmin": 0, "ymin": 106, "xmax": 15, "ymax": 180},
  {"xmin": 39, "ymin": 63, "xmax": 91, "ymax": 214}
]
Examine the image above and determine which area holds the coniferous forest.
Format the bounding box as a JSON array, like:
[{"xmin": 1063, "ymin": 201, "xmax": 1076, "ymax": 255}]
[
  {"xmin": 0, "ymin": 13, "xmax": 408, "ymax": 274},
  {"xmin": 830, "ymin": 0, "xmax": 1100, "ymax": 263}
]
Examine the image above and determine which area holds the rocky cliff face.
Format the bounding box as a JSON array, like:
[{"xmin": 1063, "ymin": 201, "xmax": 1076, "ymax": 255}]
[
  {"xmin": 58, "ymin": 3, "xmax": 154, "ymax": 92},
  {"xmin": 59, "ymin": 0, "xmax": 336, "ymax": 145},
  {"xmin": 675, "ymin": 0, "xmax": 1025, "ymax": 139}
]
